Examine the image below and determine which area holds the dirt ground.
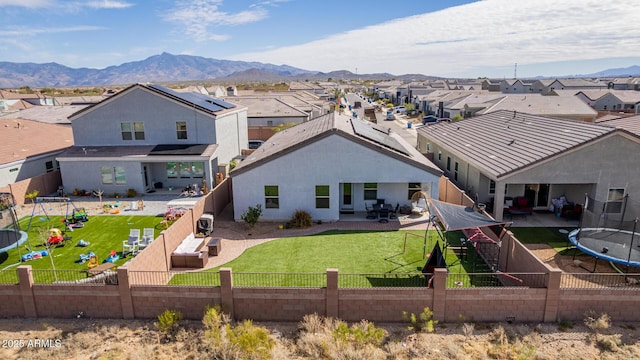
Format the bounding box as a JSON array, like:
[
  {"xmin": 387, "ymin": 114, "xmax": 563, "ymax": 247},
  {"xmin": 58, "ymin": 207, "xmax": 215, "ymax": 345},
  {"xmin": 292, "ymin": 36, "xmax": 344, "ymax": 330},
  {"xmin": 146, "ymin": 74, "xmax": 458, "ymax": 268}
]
[{"xmin": 1, "ymin": 317, "xmax": 639, "ymax": 359}]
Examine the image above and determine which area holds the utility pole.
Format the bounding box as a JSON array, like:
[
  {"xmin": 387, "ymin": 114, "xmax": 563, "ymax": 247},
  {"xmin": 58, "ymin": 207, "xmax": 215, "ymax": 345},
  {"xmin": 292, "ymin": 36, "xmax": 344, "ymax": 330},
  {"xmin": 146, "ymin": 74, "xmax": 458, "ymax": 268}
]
[{"xmin": 514, "ymin": 63, "xmax": 517, "ymax": 79}]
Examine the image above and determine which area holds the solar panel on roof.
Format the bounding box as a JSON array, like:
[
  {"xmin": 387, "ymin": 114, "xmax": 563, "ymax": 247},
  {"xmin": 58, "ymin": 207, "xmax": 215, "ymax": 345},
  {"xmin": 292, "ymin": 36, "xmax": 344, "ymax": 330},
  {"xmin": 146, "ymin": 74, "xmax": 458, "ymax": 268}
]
[
  {"xmin": 149, "ymin": 84, "xmax": 236, "ymax": 112},
  {"xmin": 351, "ymin": 119, "xmax": 410, "ymax": 156}
]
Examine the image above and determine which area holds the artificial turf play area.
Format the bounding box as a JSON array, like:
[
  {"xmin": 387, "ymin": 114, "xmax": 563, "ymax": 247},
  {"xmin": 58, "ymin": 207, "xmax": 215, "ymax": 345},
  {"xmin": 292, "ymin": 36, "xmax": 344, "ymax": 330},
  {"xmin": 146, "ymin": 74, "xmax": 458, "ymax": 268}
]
[{"xmin": 0, "ymin": 214, "xmax": 161, "ymax": 273}]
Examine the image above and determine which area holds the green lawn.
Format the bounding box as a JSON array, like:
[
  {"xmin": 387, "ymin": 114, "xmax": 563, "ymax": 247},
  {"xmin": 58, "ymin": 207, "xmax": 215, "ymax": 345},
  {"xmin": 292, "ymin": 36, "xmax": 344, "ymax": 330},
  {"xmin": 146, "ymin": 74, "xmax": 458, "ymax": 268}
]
[
  {"xmin": 0, "ymin": 215, "xmax": 163, "ymax": 282},
  {"xmin": 170, "ymin": 230, "xmax": 479, "ymax": 287}
]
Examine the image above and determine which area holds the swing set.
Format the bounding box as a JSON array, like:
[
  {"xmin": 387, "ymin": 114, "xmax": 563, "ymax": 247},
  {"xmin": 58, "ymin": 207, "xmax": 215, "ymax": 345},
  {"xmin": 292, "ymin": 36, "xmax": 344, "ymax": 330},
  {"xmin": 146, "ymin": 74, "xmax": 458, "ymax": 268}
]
[{"xmin": 26, "ymin": 197, "xmax": 87, "ymax": 230}]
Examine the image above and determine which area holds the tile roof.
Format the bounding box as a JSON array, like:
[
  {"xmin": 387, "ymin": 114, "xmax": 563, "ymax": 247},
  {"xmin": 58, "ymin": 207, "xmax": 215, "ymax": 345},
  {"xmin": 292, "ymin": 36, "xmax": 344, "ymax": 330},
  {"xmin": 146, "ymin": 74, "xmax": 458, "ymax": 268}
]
[
  {"xmin": 598, "ymin": 114, "xmax": 640, "ymax": 136},
  {"xmin": 416, "ymin": 110, "xmax": 617, "ymax": 179},
  {"xmin": 0, "ymin": 118, "xmax": 73, "ymax": 165},
  {"xmin": 221, "ymin": 97, "xmax": 308, "ymax": 117},
  {"xmin": 232, "ymin": 112, "xmax": 441, "ymax": 176},
  {"xmin": 476, "ymin": 94, "xmax": 597, "ymax": 117},
  {"xmin": 0, "ymin": 105, "xmax": 87, "ymax": 124}
]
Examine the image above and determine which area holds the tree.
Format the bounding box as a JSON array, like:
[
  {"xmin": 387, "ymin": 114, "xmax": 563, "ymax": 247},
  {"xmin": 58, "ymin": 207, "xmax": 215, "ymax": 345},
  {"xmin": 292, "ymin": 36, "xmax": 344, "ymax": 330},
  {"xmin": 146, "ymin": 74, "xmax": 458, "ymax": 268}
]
[{"xmin": 273, "ymin": 122, "xmax": 297, "ymax": 133}]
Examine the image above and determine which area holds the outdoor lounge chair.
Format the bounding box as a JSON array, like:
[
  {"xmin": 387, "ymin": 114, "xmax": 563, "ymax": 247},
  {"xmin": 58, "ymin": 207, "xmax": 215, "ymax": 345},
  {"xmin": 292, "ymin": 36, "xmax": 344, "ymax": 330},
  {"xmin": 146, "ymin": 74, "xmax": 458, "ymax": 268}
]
[{"xmin": 123, "ymin": 236, "xmax": 139, "ymax": 256}]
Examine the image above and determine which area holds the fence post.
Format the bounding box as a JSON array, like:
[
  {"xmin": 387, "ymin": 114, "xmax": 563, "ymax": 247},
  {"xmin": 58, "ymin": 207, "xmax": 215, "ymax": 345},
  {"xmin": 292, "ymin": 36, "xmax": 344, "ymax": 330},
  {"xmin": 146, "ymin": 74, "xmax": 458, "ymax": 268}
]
[
  {"xmin": 17, "ymin": 265, "xmax": 37, "ymax": 317},
  {"xmin": 543, "ymin": 269, "xmax": 562, "ymax": 322},
  {"xmin": 117, "ymin": 266, "xmax": 135, "ymax": 319},
  {"xmin": 220, "ymin": 268, "xmax": 234, "ymax": 319},
  {"xmin": 432, "ymin": 268, "xmax": 447, "ymax": 322},
  {"xmin": 326, "ymin": 268, "xmax": 338, "ymax": 318}
]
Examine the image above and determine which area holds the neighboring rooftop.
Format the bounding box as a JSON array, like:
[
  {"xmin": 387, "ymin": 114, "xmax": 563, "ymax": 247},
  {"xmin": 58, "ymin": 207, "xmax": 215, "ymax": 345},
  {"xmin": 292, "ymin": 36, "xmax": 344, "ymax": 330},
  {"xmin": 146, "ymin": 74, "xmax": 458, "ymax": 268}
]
[
  {"xmin": 416, "ymin": 110, "xmax": 619, "ymax": 178},
  {"xmin": 598, "ymin": 114, "xmax": 640, "ymax": 136},
  {"xmin": 0, "ymin": 105, "xmax": 87, "ymax": 124},
  {"xmin": 0, "ymin": 118, "xmax": 73, "ymax": 164}
]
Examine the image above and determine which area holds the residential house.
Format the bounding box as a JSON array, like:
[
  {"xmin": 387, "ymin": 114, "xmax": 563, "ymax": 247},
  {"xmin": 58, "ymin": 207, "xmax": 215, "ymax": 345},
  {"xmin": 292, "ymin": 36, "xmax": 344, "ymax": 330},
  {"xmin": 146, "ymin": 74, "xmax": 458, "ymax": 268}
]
[
  {"xmin": 0, "ymin": 118, "xmax": 72, "ymax": 187},
  {"xmin": 231, "ymin": 112, "xmax": 443, "ymax": 222},
  {"xmin": 416, "ymin": 110, "xmax": 640, "ymax": 221},
  {"xmin": 531, "ymin": 78, "xmax": 606, "ymax": 95},
  {"xmin": 466, "ymin": 93, "xmax": 597, "ymax": 121},
  {"xmin": 500, "ymin": 79, "xmax": 534, "ymax": 93},
  {"xmin": 575, "ymin": 90, "xmax": 640, "ymax": 114},
  {"xmin": 607, "ymin": 77, "xmax": 640, "ymax": 91},
  {"xmin": 57, "ymin": 83, "xmax": 247, "ymax": 195}
]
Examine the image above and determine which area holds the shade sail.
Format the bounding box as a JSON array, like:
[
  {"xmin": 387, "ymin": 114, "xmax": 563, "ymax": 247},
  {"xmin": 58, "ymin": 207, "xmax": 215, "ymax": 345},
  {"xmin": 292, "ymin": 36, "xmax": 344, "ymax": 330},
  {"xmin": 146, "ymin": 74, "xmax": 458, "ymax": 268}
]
[{"xmin": 428, "ymin": 199, "xmax": 510, "ymax": 231}]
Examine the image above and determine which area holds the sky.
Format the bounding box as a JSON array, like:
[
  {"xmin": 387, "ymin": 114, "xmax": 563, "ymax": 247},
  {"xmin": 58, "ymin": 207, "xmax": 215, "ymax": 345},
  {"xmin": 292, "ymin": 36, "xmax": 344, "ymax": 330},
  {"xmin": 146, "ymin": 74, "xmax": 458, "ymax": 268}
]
[{"xmin": 1, "ymin": 0, "xmax": 639, "ymax": 78}]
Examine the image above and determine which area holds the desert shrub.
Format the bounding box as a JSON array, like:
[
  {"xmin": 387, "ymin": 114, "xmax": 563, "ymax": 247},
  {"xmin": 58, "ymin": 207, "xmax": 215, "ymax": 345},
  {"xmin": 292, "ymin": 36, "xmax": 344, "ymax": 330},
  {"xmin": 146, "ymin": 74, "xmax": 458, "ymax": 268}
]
[
  {"xmin": 155, "ymin": 309, "xmax": 182, "ymax": 341},
  {"xmin": 584, "ymin": 311, "xmax": 611, "ymax": 341},
  {"xmin": 202, "ymin": 305, "xmax": 227, "ymax": 346},
  {"xmin": 402, "ymin": 307, "xmax": 437, "ymax": 333},
  {"xmin": 126, "ymin": 188, "xmax": 137, "ymax": 197},
  {"xmin": 226, "ymin": 320, "xmax": 274, "ymax": 360},
  {"xmin": 241, "ymin": 204, "xmax": 262, "ymax": 228},
  {"xmin": 558, "ymin": 319, "xmax": 573, "ymax": 332},
  {"xmin": 289, "ymin": 210, "xmax": 312, "ymax": 228},
  {"xmin": 597, "ymin": 334, "xmax": 622, "ymax": 352},
  {"xmin": 462, "ymin": 323, "xmax": 475, "ymax": 338},
  {"xmin": 332, "ymin": 320, "xmax": 385, "ymax": 348}
]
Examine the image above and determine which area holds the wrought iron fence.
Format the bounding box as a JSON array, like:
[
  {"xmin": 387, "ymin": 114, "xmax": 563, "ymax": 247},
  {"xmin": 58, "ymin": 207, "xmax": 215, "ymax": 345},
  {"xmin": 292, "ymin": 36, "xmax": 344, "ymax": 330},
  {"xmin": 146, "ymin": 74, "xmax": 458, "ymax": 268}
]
[
  {"xmin": 339, "ymin": 272, "xmax": 431, "ymax": 288},
  {"xmin": 233, "ymin": 272, "xmax": 326, "ymax": 288},
  {"xmin": 561, "ymin": 273, "xmax": 640, "ymax": 289},
  {"xmin": 0, "ymin": 269, "xmax": 19, "ymax": 285},
  {"xmin": 447, "ymin": 272, "xmax": 547, "ymax": 288},
  {"xmin": 31, "ymin": 269, "xmax": 118, "ymax": 285},
  {"xmin": 164, "ymin": 271, "xmax": 220, "ymax": 287}
]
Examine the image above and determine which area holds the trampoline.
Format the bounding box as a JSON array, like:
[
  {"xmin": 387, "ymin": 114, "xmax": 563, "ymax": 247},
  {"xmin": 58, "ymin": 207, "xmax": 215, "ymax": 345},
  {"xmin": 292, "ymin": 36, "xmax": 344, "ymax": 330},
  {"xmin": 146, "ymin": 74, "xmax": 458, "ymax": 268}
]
[
  {"xmin": 0, "ymin": 229, "xmax": 28, "ymax": 253},
  {"xmin": 568, "ymin": 228, "xmax": 640, "ymax": 267}
]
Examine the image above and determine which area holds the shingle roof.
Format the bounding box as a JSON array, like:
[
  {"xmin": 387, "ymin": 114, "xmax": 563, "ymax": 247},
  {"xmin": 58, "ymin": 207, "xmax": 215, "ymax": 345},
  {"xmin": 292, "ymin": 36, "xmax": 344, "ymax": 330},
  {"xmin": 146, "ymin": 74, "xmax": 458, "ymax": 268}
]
[
  {"xmin": 232, "ymin": 112, "xmax": 441, "ymax": 176},
  {"xmin": 0, "ymin": 118, "xmax": 73, "ymax": 165},
  {"xmin": 416, "ymin": 110, "xmax": 617, "ymax": 179}
]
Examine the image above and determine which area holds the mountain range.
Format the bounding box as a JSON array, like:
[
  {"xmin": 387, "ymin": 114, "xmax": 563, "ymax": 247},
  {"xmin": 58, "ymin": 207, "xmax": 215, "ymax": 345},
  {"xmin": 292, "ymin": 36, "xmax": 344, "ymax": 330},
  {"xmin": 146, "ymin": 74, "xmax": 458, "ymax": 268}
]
[{"xmin": 0, "ymin": 52, "xmax": 638, "ymax": 88}]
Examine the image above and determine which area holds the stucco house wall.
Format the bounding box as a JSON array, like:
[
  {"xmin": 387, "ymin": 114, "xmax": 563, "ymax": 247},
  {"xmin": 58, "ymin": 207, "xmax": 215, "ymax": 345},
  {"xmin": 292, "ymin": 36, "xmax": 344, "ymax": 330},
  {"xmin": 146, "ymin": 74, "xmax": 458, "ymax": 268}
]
[{"xmin": 232, "ymin": 135, "xmax": 440, "ymax": 222}]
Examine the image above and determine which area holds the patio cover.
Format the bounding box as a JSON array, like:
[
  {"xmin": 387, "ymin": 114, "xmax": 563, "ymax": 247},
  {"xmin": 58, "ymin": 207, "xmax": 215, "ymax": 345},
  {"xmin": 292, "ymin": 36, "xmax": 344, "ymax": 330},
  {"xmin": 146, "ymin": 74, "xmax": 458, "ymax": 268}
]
[{"xmin": 428, "ymin": 199, "xmax": 510, "ymax": 231}]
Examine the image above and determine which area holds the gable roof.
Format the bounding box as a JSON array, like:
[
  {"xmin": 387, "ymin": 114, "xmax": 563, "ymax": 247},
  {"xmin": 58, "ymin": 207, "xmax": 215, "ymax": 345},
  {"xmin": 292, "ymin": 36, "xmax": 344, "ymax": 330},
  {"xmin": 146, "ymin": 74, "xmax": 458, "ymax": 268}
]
[
  {"xmin": 68, "ymin": 83, "xmax": 239, "ymax": 120},
  {"xmin": 416, "ymin": 110, "xmax": 619, "ymax": 179},
  {"xmin": 475, "ymin": 94, "xmax": 597, "ymax": 118},
  {"xmin": 0, "ymin": 118, "xmax": 73, "ymax": 165},
  {"xmin": 599, "ymin": 114, "xmax": 640, "ymax": 136},
  {"xmin": 232, "ymin": 112, "xmax": 442, "ymax": 176}
]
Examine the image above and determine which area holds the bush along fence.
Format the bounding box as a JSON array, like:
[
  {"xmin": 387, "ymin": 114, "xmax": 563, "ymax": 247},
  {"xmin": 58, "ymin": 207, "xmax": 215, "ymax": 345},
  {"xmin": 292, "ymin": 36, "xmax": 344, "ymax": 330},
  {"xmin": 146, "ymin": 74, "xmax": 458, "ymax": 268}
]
[{"xmin": 3, "ymin": 265, "xmax": 640, "ymax": 323}]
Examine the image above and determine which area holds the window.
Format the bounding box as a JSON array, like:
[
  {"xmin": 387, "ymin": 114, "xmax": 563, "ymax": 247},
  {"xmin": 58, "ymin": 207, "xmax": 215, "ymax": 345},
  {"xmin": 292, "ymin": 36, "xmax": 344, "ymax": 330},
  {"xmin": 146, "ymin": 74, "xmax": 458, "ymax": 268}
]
[
  {"xmin": 166, "ymin": 162, "xmax": 178, "ymax": 178},
  {"xmin": 121, "ymin": 122, "xmax": 144, "ymax": 140},
  {"xmin": 364, "ymin": 183, "xmax": 377, "ymax": 201},
  {"xmin": 265, "ymin": 185, "xmax": 279, "ymax": 208},
  {"xmin": 9, "ymin": 167, "xmax": 18, "ymax": 173},
  {"xmin": 606, "ymin": 188, "xmax": 625, "ymax": 213},
  {"xmin": 176, "ymin": 121, "xmax": 187, "ymax": 140},
  {"xmin": 489, "ymin": 180, "xmax": 496, "ymax": 195},
  {"xmin": 408, "ymin": 183, "xmax": 421, "ymax": 200},
  {"xmin": 267, "ymin": 120, "xmax": 274, "ymax": 126},
  {"xmin": 133, "ymin": 122, "xmax": 145, "ymax": 140},
  {"xmin": 45, "ymin": 161, "xmax": 54, "ymax": 173},
  {"xmin": 166, "ymin": 162, "xmax": 204, "ymax": 179},
  {"xmin": 446, "ymin": 157, "xmax": 451, "ymax": 171},
  {"xmin": 114, "ymin": 166, "xmax": 126, "ymax": 185},
  {"xmin": 454, "ymin": 162, "xmax": 459, "ymax": 181},
  {"xmin": 101, "ymin": 166, "xmax": 113, "ymax": 184},
  {"xmin": 426, "ymin": 143, "xmax": 431, "ymax": 152},
  {"xmin": 121, "ymin": 122, "xmax": 132, "ymax": 140},
  {"xmin": 438, "ymin": 152, "xmax": 442, "ymax": 161},
  {"xmin": 315, "ymin": 185, "xmax": 330, "ymax": 208}
]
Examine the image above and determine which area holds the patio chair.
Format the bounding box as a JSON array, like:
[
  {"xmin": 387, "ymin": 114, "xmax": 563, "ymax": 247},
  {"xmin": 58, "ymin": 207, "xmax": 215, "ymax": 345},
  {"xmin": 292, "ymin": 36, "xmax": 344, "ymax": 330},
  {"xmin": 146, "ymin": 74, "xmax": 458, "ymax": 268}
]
[
  {"xmin": 129, "ymin": 228, "xmax": 141, "ymax": 241},
  {"xmin": 390, "ymin": 203, "xmax": 400, "ymax": 219},
  {"xmin": 365, "ymin": 203, "xmax": 377, "ymax": 219},
  {"xmin": 123, "ymin": 236, "xmax": 139, "ymax": 256},
  {"xmin": 139, "ymin": 228, "xmax": 154, "ymax": 249}
]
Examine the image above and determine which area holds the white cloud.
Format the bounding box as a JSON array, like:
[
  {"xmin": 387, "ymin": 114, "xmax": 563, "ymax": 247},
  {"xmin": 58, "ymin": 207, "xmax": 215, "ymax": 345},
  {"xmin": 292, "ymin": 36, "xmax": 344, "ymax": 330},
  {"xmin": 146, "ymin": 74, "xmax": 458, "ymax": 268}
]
[
  {"xmin": 230, "ymin": 0, "xmax": 640, "ymax": 77},
  {"xmin": 0, "ymin": 25, "xmax": 103, "ymax": 36},
  {"xmin": 163, "ymin": 0, "xmax": 269, "ymax": 42},
  {"xmin": 0, "ymin": 0, "xmax": 51, "ymax": 7},
  {"xmin": 85, "ymin": 1, "xmax": 134, "ymax": 9}
]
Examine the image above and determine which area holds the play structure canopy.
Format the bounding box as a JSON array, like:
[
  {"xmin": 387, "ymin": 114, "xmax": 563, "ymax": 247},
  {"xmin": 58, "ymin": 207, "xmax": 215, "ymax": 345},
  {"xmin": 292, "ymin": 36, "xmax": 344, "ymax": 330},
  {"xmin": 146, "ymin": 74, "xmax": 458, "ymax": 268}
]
[{"xmin": 428, "ymin": 199, "xmax": 510, "ymax": 231}]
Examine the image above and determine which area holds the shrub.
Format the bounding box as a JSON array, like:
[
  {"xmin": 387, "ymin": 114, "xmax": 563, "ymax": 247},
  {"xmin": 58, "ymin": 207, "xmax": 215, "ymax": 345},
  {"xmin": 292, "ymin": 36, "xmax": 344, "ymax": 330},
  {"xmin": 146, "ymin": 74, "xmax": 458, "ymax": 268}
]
[
  {"xmin": 226, "ymin": 320, "xmax": 274, "ymax": 360},
  {"xmin": 241, "ymin": 204, "xmax": 262, "ymax": 228},
  {"xmin": 402, "ymin": 307, "xmax": 437, "ymax": 333},
  {"xmin": 155, "ymin": 309, "xmax": 182, "ymax": 341},
  {"xmin": 558, "ymin": 319, "xmax": 573, "ymax": 332},
  {"xmin": 584, "ymin": 311, "xmax": 611, "ymax": 341},
  {"xmin": 332, "ymin": 320, "xmax": 385, "ymax": 348},
  {"xmin": 288, "ymin": 210, "xmax": 312, "ymax": 228},
  {"xmin": 126, "ymin": 188, "xmax": 137, "ymax": 198}
]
